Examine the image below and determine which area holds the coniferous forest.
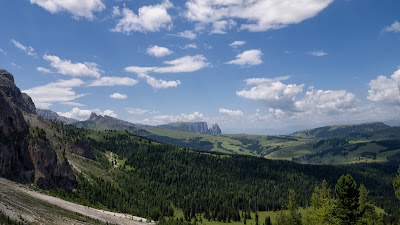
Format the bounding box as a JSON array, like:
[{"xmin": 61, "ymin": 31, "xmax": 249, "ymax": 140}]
[{"xmin": 47, "ymin": 125, "xmax": 400, "ymax": 224}]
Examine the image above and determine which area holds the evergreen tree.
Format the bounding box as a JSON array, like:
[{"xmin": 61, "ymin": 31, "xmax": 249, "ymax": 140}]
[
  {"xmin": 334, "ymin": 174, "xmax": 362, "ymax": 225},
  {"xmin": 302, "ymin": 180, "xmax": 339, "ymax": 225},
  {"xmin": 394, "ymin": 167, "xmax": 400, "ymax": 201}
]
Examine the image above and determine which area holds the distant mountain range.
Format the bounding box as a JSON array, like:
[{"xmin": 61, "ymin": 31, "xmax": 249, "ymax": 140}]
[
  {"xmin": 36, "ymin": 109, "xmax": 78, "ymax": 124},
  {"xmin": 158, "ymin": 121, "xmax": 221, "ymax": 135},
  {"xmin": 292, "ymin": 122, "xmax": 390, "ymax": 138}
]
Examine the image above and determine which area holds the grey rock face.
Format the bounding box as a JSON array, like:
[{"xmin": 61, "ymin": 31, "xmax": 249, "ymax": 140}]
[
  {"xmin": 0, "ymin": 70, "xmax": 36, "ymax": 114},
  {"xmin": 0, "ymin": 70, "xmax": 76, "ymax": 189},
  {"xmin": 36, "ymin": 109, "xmax": 78, "ymax": 124}
]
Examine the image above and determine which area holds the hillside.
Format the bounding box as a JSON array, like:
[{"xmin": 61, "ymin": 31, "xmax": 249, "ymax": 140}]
[
  {"xmin": 69, "ymin": 113, "xmax": 400, "ymax": 165},
  {"xmin": 293, "ymin": 122, "xmax": 390, "ymax": 138}
]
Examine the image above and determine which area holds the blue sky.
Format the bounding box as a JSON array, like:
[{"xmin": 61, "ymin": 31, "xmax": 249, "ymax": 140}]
[{"xmin": 1, "ymin": 0, "xmax": 400, "ymax": 134}]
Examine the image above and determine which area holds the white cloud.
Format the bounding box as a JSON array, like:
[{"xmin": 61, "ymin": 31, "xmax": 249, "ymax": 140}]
[
  {"xmin": 29, "ymin": 0, "xmax": 105, "ymax": 19},
  {"xmin": 183, "ymin": 43, "xmax": 198, "ymax": 49},
  {"xmin": 113, "ymin": 1, "xmax": 173, "ymax": 34},
  {"xmin": 137, "ymin": 73, "xmax": 181, "ymax": 89},
  {"xmin": 112, "ymin": 6, "xmax": 121, "ymax": 17},
  {"xmin": 0, "ymin": 48, "xmax": 6, "ymax": 55},
  {"xmin": 226, "ymin": 49, "xmax": 263, "ymax": 66},
  {"xmin": 58, "ymin": 107, "xmax": 117, "ymax": 121},
  {"xmin": 126, "ymin": 108, "xmax": 149, "ymax": 115},
  {"xmin": 384, "ymin": 21, "xmax": 400, "ymax": 33},
  {"xmin": 236, "ymin": 76, "xmax": 304, "ymax": 111},
  {"xmin": 23, "ymin": 78, "xmax": 86, "ymax": 108},
  {"xmin": 229, "ymin": 41, "xmax": 246, "ymax": 48},
  {"xmin": 88, "ymin": 76, "xmax": 138, "ymax": 86},
  {"xmin": 368, "ymin": 69, "xmax": 400, "ymax": 105},
  {"xmin": 295, "ymin": 89, "xmax": 356, "ymax": 112},
  {"xmin": 185, "ymin": 0, "xmax": 333, "ymax": 32},
  {"xmin": 306, "ymin": 50, "xmax": 328, "ymax": 56},
  {"xmin": 43, "ymin": 54, "xmax": 103, "ymax": 78},
  {"xmin": 37, "ymin": 67, "xmax": 52, "ymax": 73},
  {"xmin": 219, "ymin": 108, "xmax": 243, "ymax": 116},
  {"xmin": 175, "ymin": 30, "xmax": 197, "ymax": 40},
  {"xmin": 211, "ymin": 19, "xmax": 236, "ymax": 34},
  {"xmin": 146, "ymin": 45, "xmax": 173, "ymax": 57},
  {"xmin": 110, "ymin": 93, "xmax": 127, "ymax": 99},
  {"xmin": 126, "ymin": 55, "xmax": 209, "ymax": 74},
  {"xmin": 60, "ymin": 102, "xmax": 85, "ymax": 107},
  {"xmin": 11, "ymin": 39, "xmax": 36, "ymax": 56},
  {"xmin": 143, "ymin": 112, "xmax": 204, "ymax": 125}
]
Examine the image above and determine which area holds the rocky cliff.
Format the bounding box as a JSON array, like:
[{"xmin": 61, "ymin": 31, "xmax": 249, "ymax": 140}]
[
  {"xmin": 37, "ymin": 108, "xmax": 78, "ymax": 124},
  {"xmin": 0, "ymin": 70, "xmax": 76, "ymax": 189},
  {"xmin": 159, "ymin": 122, "xmax": 222, "ymax": 135}
]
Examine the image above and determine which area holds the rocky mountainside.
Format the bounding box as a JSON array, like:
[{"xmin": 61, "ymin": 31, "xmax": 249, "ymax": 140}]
[
  {"xmin": 72, "ymin": 112, "xmax": 151, "ymax": 133},
  {"xmin": 0, "ymin": 70, "xmax": 76, "ymax": 189},
  {"xmin": 37, "ymin": 109, "xmax": 78, "ymax": 124},
  {"xmin": 293, "ymin": 122, "xmax": 390, "ymax": 138},
  {"xmin": 158, "ymin": 122, "xmax": 222, "ymax": 135}
]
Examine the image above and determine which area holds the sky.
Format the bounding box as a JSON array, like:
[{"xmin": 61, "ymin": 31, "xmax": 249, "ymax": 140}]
[{"xmin": 1, "ymin": 0, "xmax": 400, "ymax": 135}]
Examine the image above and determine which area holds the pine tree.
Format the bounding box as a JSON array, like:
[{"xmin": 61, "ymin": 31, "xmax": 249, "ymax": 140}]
[
  {"xmin": 334, "ymin": 174, "xmax": 361, "ymax": 225},
  {"xmin": 302, "ymin": 180, "xmax": 339, "ymax": 225},
  {"xmin": 394, "ymin": 167, "xmax": 400, "ymax": 200}
]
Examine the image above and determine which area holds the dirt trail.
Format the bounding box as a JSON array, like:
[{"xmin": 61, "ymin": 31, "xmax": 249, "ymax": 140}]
[{"xmin": 0, "ymin": 177, "xmax": 155, "ymax": 225}]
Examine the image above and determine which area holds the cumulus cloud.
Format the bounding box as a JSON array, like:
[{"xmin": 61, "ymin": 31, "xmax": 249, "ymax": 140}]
[
  {"xmin": 30, "ymin": 0, "xmax": 105, "ymax": 19},
  {"xmin": 226, "ymin": 49, "xmax": 263, "ymax": 66},
  {"xmin": 110, "ymin": 93, "xmax": 127, "ymax": 99},
  {"xmin": 37, "ymin": 67, "xmax": 52, "ymax": 73},
  {"xmin": 185, "ymin": 0, "xmax": 333, "ymax": 32},
  {"xmin": 43, "ymin": 54, "xmax": 103, "ymax": 78},
  {"xmin": 141, "ymin": 112, "xmax": 204, "ymax": 125},
  {"xmin": 112, "ymin": 1, "xmax": 173, "ymax": 34},
  {"xmin": 384, "ymin": 21, "xmax": 400, "ymax": 33},
  {"xmin": 126, "ymin": 108, "xmax": 149, "ymax": 115},
  {"xmin": 137, "ymin": 73, "xmax": 181, "ymax": 89},
  {"xmin": 295, "ymin": 89, "xmax": 356, "ymax": 112},
  {"xmin": 237, "ymin": 76, "xmax": 304, "ymax": 111},
  {"xmin": 146, "ymin": 45, "xmax": 173, "ymax": 57},
  {"xmin": 368, "ymin": 69, "xmax": 400, "ymax": 105},
  {"xmin": 306, "ymin": 50, "xmax": 328, "ymax": 56},
  {"xmin": 126, "ymin": 55, "xmax": 209, "ymax": 74},
  {"xmin": 229, "ymin": 41, "xmax": 246, "ymax": 48},
  {"xmin": 58, "ymin": 107, "xmax": 117, "ymax": 120},
  {"xmin": 183, "ymin": 43, "xmax": 198, "ymax": 49},
  {"xmin": 219, "ymin": 108, "xmax": 243, "ymax": 116},
  {"xmin": 11, "ymin": 39, "xmax": 36, "ymax": 56},
  {"xmin": 211, "ymin": 19, "xmax": 236, "ymax": 34},
  {"xmin": 23, "ymin": 78, "xmax": 86, "ymax": 109},
  {"xmin": 237, "ymin": 76, "xmax": 359, "ymax": 120},
  {"xmin": 174, "ymin": 30, "xmax": 197, "ymax": 40},
  {"xmin": 87, "ymin": 76, "xmax": 138, "ymax": 86}
]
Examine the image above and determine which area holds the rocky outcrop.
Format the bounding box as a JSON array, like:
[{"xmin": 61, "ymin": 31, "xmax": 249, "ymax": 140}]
[
  {"xmin": 159, "ymin": 122, "xmax": 222, "ymax": 135},
  {"xmin": 37, "ymin": 109, "xmax": 78, "ymax": 124},
  {"xmin": 0, "ymin": 90, "xmax": 35, "ymax": 182},
  {"xmin": 0, "ymin": 70, "xmax": 76, "ymax": 189},
  {"xmin": 0, "ymin": 70, "xmax": 36, "ymax": 114},
  {"xmin": 68, "ymin": 139, "xmax": 96, "ymax": 160},
  {"xmin": 210, "ymin": 123, "xmax": 222, "ymax": 135}
]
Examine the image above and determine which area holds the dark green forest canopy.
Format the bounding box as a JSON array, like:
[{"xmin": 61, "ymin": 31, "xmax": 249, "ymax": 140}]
[{"xmin": 53, "ymin": 125, "xmax": 400, "ymax": 222}]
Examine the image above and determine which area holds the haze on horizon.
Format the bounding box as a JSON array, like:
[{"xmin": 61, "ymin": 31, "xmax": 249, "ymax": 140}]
[{"xmin": 1, "ymin": 0, "xmax": 400, "ymax": 135}]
